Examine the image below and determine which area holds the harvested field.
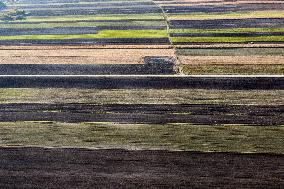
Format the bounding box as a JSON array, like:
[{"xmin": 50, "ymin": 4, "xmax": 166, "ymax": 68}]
[
  {"xmin": 0, "ymin": 48, "xmax": 175, "ymax": 64},
  {"xmin": 178, "ymin": 55, "xmax": 284, "ymax": 64}
]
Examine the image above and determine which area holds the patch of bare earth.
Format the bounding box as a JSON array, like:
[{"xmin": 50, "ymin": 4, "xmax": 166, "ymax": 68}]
[
  {"xmin": 0, "ymin": 45, "xmax": 175, "ymax": 64},
  {"xmin": 179, "ymin": 56, "xmax": 284, "ymax": 64}
]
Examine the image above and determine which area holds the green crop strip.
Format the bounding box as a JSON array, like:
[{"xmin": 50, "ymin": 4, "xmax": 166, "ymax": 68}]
[
  {"xmin": 170, "ymin": 28, "xmax": 284, "ymax": 34},
  {"xmin": 168, "ymin": 11, "xmax": 284, "ymax": 20},
  {"xmin": 0, "ymin": 122, "xmax": 283, "ymax": 153},
  {"xmin": 0, "ymin": 89, "xmax": 282, "ymax": 106},
  {"xmin": 180, "ymin": 64, "xmax": 284, "ymax": 75},
  {"xmin": 172, "ymin": 36, "xmax": 284, "ymax": 43},
  {"xmin": 0, "ymin": 30, "xmax": 168, "ymax": 40},
  {"xmin": 176, "ymin": 48, "xmax": 284, "ymax": 56}
]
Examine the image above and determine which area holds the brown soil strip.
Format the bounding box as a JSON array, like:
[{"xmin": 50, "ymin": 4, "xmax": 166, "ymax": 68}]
[
  {"xmin": 0, "ymin": 48, "xmax": 175, "ymax": 64},
  {"xmin": 0, "ymin": 147, "xmax": 283, "ymax": 189},
  {"xmin": 179, "ymin": 55, "xmax": 284, "ymax": 64}
]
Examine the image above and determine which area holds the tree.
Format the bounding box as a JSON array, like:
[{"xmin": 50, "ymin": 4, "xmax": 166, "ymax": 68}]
[
  {"xmin": 4, "ymin": 0, "xmax": 20, "ymax": 4},
  {"xmin": 0, "ymin": 1, "xmax": 7, "ymax": 10},
  {"xmin": 0, "ymin": 9, "xmax": 28, "ymax": 21}
]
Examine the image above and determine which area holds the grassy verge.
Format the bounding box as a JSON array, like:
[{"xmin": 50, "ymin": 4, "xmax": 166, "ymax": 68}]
[
  {"xmin": 0, "ymin": 29, "xmax": 168, "ymax": 40},
  {"xmin": 0, "ymin": 122, "xmax": 283, "ymax": 153},
  {"xmin": 172, "ymin": 36, "xmax": 284, "ymax": 43},
  {"xmin": 167, "ymin": 11, "xmax": 284, "ymax": 20},
  {"xmin": 176, "ymin": 48, "xmax": 284, "ymax": 56},
  {"xmin": 179, "ymin": 64, "xmax": 284, "ymax": 75},
  {"xmin": 0, "ymin": 89, "xmax": 282, "ymax": 105}
]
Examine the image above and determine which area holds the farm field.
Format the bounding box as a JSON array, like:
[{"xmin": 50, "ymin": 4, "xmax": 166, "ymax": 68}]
[
  {"xmin": 0, "ymin": 45, "xmax": 175, "ymax": 64},
  {"xmin": 154, "ymin": 0, "xmax": 284, "ymax": 74},
  {"xmin": 0, "ymin": 0, "xmax": 283, "ymax": 188},
  {"xmin": 0, "ymin": 88, "xmax": 283, "ymax": 187},
  {"xmin": 0, "ymin": 147, "xmax": 282, "ymax": 188},
  {"xmin": 0, "ymin": 0, "xmax": 283, "ymax": 74},
  {"xmin": 0, "ymin": 88, "xmax": 283, "ymax": 153}
]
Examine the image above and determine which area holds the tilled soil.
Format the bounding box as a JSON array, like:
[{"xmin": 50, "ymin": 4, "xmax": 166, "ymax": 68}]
[
  {"xmin": 0, "ymin": 38, "xmax": 171, "ymax": 45},
  {"xmin": 0, "ymin": 103, "xmax": 283, "ymax": 125},
  {"xmin": 0, "ymin": 76, "xmax": 283, "ymax": 89},
  {"xmin": 170, "ymin": 18, "xmax": 284, "ymax": 29},
  {"xmin": 0, "ymin": 147, "xmax": 283, "ymax": 189}
]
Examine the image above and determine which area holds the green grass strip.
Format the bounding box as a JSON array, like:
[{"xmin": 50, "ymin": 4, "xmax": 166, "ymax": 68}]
[
  {"xmin": 0, "ymin": 89, "xmax": 282, "ymax": 105},
  {"xmin": 180, "ymin": 64, "xmax": 284, "ymax": 75},
  {"xmin": 170, "ymin": 28, "xmax": 284, "ymax": 34},
  {"xmin": 0, "ymin": 122, "xmax": 283, "ymax": 153},
  {"xmin": 168, "ymin": 11, "xmax": 284, "ymax": 20},
  {"xmin": 0, "ymin": 30, "xmax": 168, "ymax": 40},
  {"xmin": 172, "ymin": 36, "xmax": 284, "ymax": 43},
  {"xmin": 176, "ymin": 48, "xmax": 284, "ymax": 56}
]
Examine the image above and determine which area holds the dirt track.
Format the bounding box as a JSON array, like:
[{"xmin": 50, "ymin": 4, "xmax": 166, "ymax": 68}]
[{"xmin": 0, "ymin": 147, "xmax": 283, "ymax": 189}]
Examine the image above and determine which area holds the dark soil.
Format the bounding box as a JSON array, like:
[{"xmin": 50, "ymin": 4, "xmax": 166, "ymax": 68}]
[
  {"xmin": 0, "ymin": 76, "xmax": 283, "ymax": 89},
  {"xmin": 0, "ymin": 57, "xmax": 175, "ymax": 75},
  {"xmin": 27, "ymin": 7, "xmax": 161, "ymax": 16},
  {"xmin": 0, "ymin": 103, "xmax": 283, "ymax": 125},
  {"xmin": 0, "ymin": 38, "xmax": 170, "ymax": 45},
  {"xmin": 0, "ymin": 147, "xmax": 283, "ymax": 189},
  {"xmin": 170, "ymin": 18, "xmax": 284, "ymax": 29},
  {"xmin": 170, "ymin": 32, "xmax": 284, "ymax": 37},
  {"xmin": 163, "ymin": 4, "xmax": 284, "ymax": 13}
]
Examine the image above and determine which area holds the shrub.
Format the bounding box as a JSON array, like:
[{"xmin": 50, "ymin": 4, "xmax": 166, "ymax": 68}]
[
  {"xmin": 0, "ymin": 2, "xmax": 7, "ymax": 10},
  {"xmin": 0, "ymin": 9, "xmax": 28, "ymax": 21}
]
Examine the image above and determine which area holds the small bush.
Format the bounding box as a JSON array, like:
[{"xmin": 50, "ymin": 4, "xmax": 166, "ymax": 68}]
[
  {"xmin": 0, "ymin": 2, "xmax": 7, "ymax": 10},
  {"xmin": 0, "ymin": 9, "xmax": 28, "ymax": 21}
]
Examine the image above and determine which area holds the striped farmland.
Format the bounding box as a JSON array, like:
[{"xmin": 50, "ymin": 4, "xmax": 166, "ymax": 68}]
[
  {"xmin": 0, "ymin": 0, "xmax": 283, "ymax": 74},
  {"xmin": 0, "ymin": 0, "xmax": 169, "ymax": 45}
]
